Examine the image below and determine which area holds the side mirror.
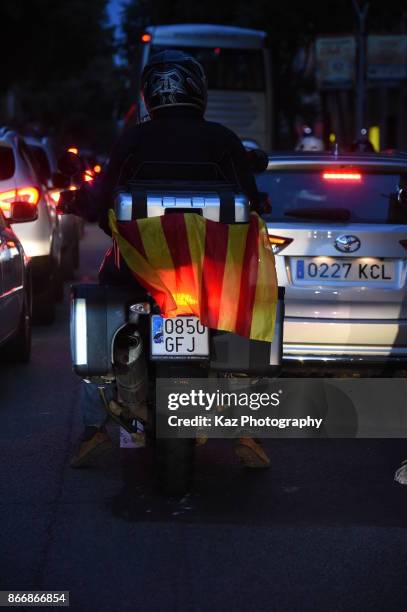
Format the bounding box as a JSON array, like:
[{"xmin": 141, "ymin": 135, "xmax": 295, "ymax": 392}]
[
  {"xmin": 51, "ymin": 171, "xmax": 71, "ymax": 190},
  {"xmin": 57, "ymin": 151, "xmax": 85, "ymax": 177},
  {"xmin": 9, "ymin": 202, "xmax": 38, "ymax": 224},
  {"xmin": 246, "ymin": 149, "xmax": 269, "ymax": 174},
  {"xmin": 398, "ymin": 187, "xmax": 407, "ymax": 206}
]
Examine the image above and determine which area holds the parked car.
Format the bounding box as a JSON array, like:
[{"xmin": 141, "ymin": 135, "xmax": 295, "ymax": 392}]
[
  {"xmin": 0, "ymin": 148, "xmax": 35, "ymax": 361},
  {"xmin": 0, "ymin": 127, "xmax": 63, "ymax": 323},
  {"xmin": 25, "ymin": 136, "xmax": 82, "ymax": 280},
  {"xmin": 257, "ymin": 151, "xmax": 407, "ymax": 364}
]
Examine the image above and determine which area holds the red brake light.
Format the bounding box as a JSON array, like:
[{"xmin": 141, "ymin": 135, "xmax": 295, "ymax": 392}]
[
  {"xmin": 322, "ymin": 172, "xmax": 362, "ymax": 182},
  {"xmin": 0, "ymin": 190, "xmax": 16, "ymax": 213},
  {"xmin": 0, "ymin": 186, "xmax": 40, "ymax": 215},
  {"xmin": 16, "ymin": 186, "xmax": 40, "ymax": 204},
  {"xmin": 50, "ymin": 191, "xmax": 61, "ymax": 204},
  {"xmin": 267, "ymin": 234, "xmax": 293, "ymax": 254},
  {"xmin": 141, "ymin": 33, "xmax": 152, "ymax": 43},
  {"xmin": 83, "ymin": 170, "xmax": 94, "ymax": 182}
]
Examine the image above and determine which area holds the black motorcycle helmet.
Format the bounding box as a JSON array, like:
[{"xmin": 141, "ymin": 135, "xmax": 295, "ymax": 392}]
[{"xmin": 141, "ymin": 50, "xmax": 207, "ymax": 117}]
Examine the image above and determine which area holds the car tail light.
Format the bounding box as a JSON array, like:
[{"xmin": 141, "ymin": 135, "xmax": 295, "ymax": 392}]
[
  {"xmin": 49, "ymin": 191, "xmax": 61, "ymax": 204},
  {"xmin": 18, "ymin": 187, "xmax": 40, "ymax": 203},
  {"xmin": 0, "ymin": 186, "xmax": 40, "ymax": 215},
  {"xmin": 322, "ymin": 172, "xmax": 362, "ymax": 182},
  {"xmin": 141, "ymin": 32, "xmax": 152, "ymax": 43},
  {"xmin": 83, "ymin": 170, "xmax": 94, "ymax": 182},
  {"xmin": 267, "ymin": 234, "xmax": 293, "ymax": 254}
]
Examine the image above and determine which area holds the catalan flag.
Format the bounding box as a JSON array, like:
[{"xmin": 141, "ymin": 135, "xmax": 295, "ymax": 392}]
[{"xmin": 108, "ymin": 209, "xmax": 278, "ymax": 342}]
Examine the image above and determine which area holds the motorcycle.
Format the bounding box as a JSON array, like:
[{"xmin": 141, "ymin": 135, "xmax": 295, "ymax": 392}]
[{"xmin": 58, "ymin": 149, "xmax": 285, "ymax": 496}]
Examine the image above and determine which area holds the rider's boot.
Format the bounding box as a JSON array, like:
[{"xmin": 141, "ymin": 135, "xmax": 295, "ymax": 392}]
[
  {"xmin": 70, "ymin": 426, "xmax": 113, "ymax": 468},
  {"xmin": 235, "ymin": 437, "xmax": 270, "ymax": 468}
]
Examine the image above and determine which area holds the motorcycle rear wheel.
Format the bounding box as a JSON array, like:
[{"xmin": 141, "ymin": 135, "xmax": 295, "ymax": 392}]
[
  {"xmin": 154, "ymin": 363, "xmax": 199, "ymax": 497},
  {"xmin": 155, "ymin": 438, "xmax": 195, "ymax": 497}
]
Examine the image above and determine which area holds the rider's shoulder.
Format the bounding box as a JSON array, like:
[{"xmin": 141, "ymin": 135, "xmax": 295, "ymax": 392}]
[{"xmin": 203, "ymin": 120, "xmax": 242, "ymax": 142}]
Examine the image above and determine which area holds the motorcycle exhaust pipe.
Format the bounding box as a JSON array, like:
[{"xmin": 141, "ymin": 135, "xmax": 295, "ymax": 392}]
[{"xmin": 114, "ymin": 329, "xmax": 148, "ymax": 421}]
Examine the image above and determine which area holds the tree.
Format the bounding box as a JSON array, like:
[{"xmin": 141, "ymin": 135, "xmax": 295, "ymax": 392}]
[{"xmin": 0, "ymin": 0, "xmax": 122, "ymax": 152}]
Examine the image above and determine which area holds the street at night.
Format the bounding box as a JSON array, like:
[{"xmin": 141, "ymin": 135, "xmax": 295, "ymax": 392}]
[{"xmin": 1, "ymin": 1, "xmax": 407, "ymax": 609}]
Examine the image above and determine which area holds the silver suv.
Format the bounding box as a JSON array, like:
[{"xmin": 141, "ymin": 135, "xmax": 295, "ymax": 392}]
[
  {"xmin": 257, "ymin": 151, "xmax": 407, "ymax": 363},
  {"xmin": 0, "ymin": 127, "xmax": 62, "ymax": 323}
]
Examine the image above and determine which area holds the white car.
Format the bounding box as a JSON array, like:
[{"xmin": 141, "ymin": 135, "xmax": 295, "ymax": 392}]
[
  {"xmin": 0, "ymin": 127, "xmax": 62, "ymax": 323},
  {"xmin": 25, "ymin": 135, "xmax": 82, "ymax": 280},
  {"xmin": 257, "ymin": 151, "xmax": 407, "ymax": 364}
]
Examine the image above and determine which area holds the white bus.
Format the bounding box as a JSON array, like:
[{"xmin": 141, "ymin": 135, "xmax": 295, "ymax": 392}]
[{"xmin": 138, "ymin": 24, "xmax": 273, "ymax": 150}]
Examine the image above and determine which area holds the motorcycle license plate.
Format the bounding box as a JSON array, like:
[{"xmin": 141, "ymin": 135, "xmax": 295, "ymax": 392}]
[{"xmin": 151, "ymin": 315, "xmax": 209, "ymax": 359}]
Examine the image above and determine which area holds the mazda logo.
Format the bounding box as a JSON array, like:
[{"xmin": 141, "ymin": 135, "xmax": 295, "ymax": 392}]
[{"xmin": 334, "ymin": 235, "xmax": 361, "ymax": 253}]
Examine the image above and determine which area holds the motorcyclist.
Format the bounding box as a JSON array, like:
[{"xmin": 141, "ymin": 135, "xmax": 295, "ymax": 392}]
[{"xmin": 63, "ymin": 50, "xmax": 270, "ymax": 469}]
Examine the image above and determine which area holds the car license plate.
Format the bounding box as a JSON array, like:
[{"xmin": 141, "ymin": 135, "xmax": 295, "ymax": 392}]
[
  {"xmin": 151, "ymin": 315, "xmax": 209, "ymax": 358},
  {"xmin": 293, "ymin": 257, "xmax": 395, "ymax": 283}
]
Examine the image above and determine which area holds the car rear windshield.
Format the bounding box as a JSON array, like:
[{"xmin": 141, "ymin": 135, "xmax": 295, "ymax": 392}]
[
  {"xmin": 0, "ymin": 145, "xmax": 15, "ymax": 180},
  {"xmin": 256, "ymin": 170, "xmax": 407, "ymax": 224},
  {"xmin": 150, "ymin": 46, "xmax": 265, "ymax": 91}
]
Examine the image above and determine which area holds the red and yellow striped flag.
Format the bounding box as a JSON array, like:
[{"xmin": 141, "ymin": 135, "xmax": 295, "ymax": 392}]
[{"xmin": 108, "ymin": 209, "xmax": 278, "ymax": 342}]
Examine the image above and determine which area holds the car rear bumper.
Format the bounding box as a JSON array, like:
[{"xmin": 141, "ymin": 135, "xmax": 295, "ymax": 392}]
[{"xmin": 283, "ymin": 317, "xmax": 407, "ymax": 361}]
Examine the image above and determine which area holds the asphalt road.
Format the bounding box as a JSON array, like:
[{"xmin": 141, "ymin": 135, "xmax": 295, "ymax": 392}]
[{"xmin": 1, "ymin": 224, "xmax": 407, "ymax": 612}]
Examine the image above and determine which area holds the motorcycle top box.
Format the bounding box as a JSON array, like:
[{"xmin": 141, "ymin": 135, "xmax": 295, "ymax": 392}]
[{"xmin": 114, "ymin": 179, "xmax": 250, "ymax": 224}]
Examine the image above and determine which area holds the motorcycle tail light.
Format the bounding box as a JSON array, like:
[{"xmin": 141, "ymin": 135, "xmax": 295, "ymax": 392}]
[
  {"xmin": 268, "ymin": 234, "xmax": 293, "ymax": 254},
  {"xmin": 0, "ymin": 186, "xmax": 40, "ymax": 215}
]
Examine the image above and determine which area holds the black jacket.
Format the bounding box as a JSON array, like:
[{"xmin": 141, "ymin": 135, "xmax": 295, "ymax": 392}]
[{"xmin": 66, "ymin": 107, "xmax": 260, "ymax": 235}]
